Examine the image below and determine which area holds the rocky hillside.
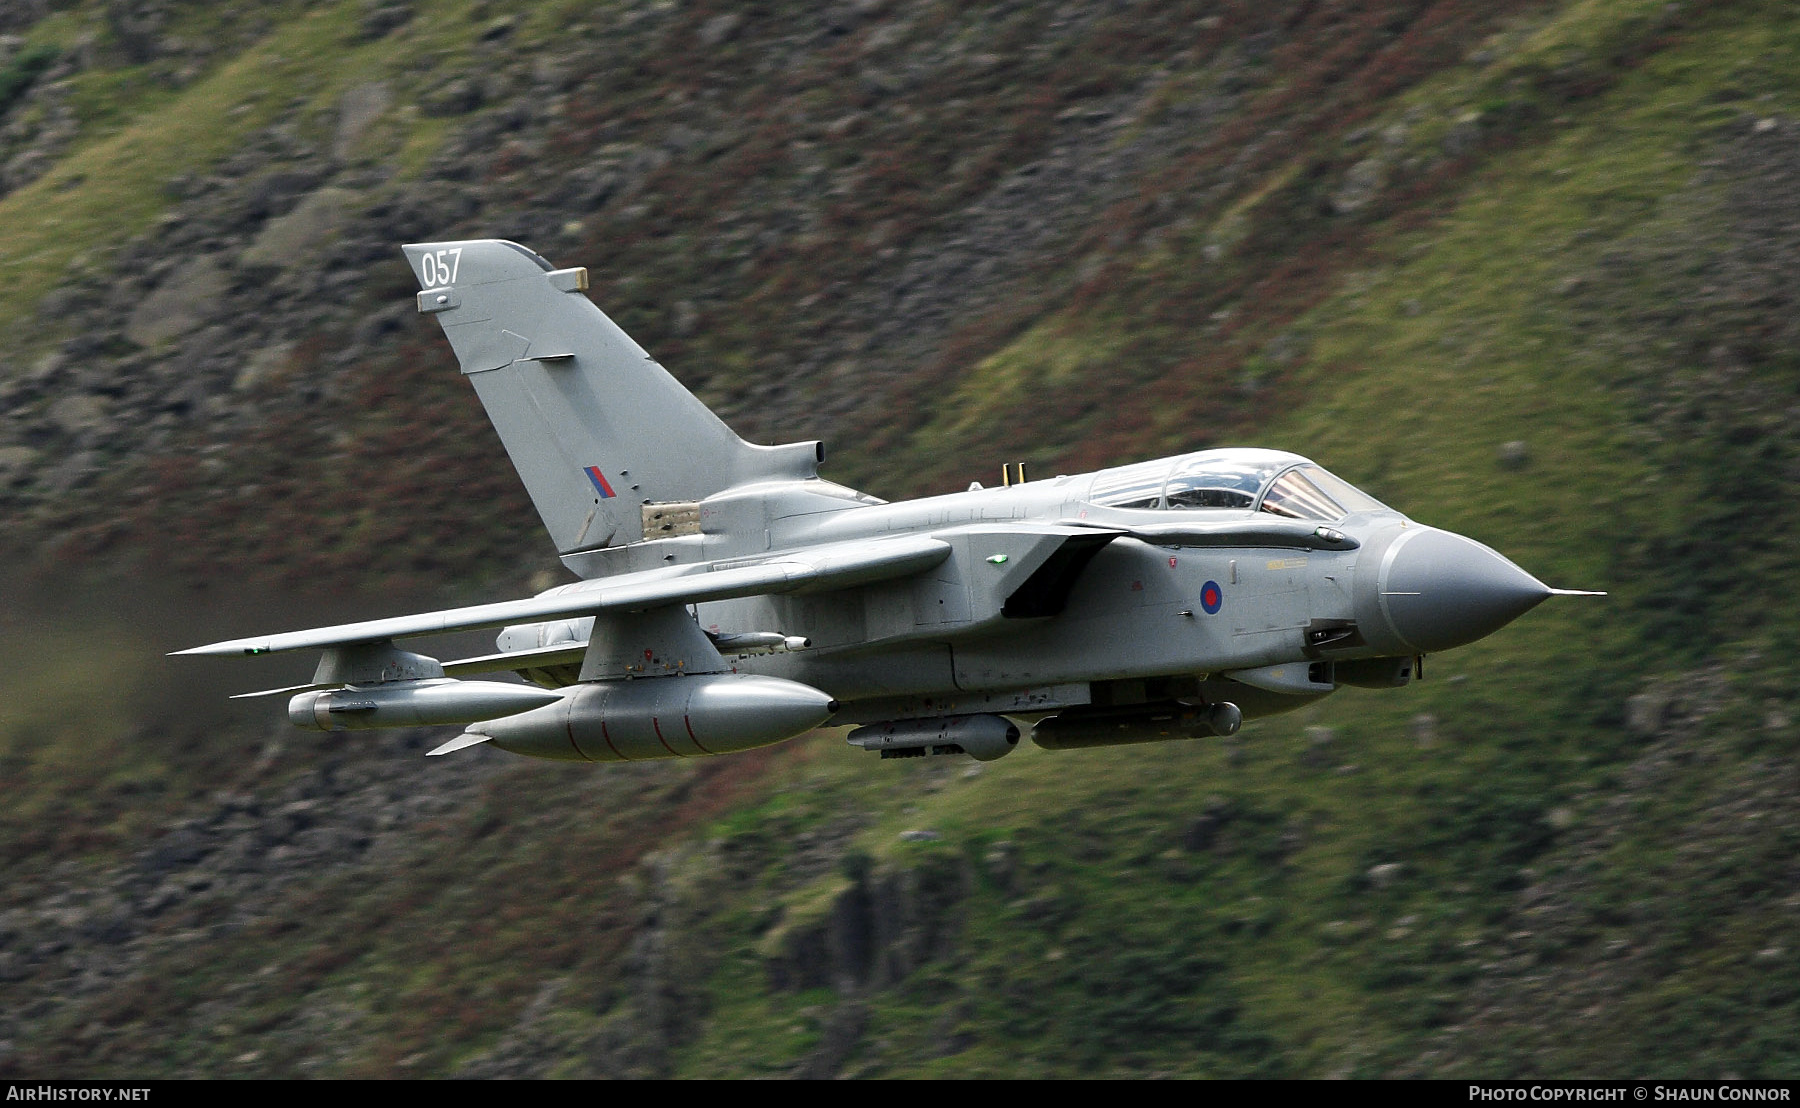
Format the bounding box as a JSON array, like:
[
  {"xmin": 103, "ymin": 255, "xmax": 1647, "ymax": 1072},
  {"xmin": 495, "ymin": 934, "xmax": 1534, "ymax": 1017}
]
[
  {"xmin": 3, "ymin": 0, "xmax": 1799, "ymax": 1078},
  {"xmin": 0, "ymin": 0, "xmax": 1562, "ymax": 589}
]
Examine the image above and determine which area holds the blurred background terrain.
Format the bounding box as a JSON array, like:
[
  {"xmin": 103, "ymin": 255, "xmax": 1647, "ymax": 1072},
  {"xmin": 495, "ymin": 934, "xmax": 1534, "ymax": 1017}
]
[{"xmin": 1, "ymin": 0, "xmax": 1798, "ymax": 1077}]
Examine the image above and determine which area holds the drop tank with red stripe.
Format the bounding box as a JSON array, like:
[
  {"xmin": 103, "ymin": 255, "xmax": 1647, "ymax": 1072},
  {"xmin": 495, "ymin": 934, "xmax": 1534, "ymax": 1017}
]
[{"xmin": 464, "ymin": 673, "xmax": 837, "ymax": 762}]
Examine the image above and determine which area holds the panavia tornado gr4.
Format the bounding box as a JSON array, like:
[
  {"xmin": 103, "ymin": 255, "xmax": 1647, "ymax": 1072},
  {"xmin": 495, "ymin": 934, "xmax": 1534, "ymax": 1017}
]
[{"xmin": 177, "ymin": 240, "xmax": 1599, "ymax": 764}]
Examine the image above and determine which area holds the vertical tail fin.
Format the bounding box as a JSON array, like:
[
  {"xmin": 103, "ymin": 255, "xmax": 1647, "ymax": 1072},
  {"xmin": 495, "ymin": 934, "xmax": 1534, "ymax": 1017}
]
[{"xmin": 404, "ymin": 240, "xmax": 821, "ymax": 553}]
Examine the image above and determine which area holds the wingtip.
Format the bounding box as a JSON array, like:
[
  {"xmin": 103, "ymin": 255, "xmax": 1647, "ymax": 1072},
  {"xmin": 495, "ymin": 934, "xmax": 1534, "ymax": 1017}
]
[{"xmin": 169, "ymin": 641, "xmax": 270, "ymax": 657}]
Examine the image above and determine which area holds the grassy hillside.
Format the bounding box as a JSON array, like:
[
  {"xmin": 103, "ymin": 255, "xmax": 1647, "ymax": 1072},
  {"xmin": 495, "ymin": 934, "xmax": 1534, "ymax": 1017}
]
[{"xmin": 2, "ymin": 0, "xmax": 1799, "ymax": 1078}]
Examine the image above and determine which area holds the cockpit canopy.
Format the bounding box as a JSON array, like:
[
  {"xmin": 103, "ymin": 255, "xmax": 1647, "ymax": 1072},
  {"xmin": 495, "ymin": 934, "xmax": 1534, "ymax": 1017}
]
[{"xmin": 1084, "ymin": 448, "xmax": 1387, "ymax": 522}]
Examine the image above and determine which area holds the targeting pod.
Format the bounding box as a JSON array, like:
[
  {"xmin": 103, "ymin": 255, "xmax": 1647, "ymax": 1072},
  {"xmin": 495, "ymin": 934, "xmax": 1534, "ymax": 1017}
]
[{"xmin": 288, "ymin": 679, "xmax": 562, "ymax": 731}]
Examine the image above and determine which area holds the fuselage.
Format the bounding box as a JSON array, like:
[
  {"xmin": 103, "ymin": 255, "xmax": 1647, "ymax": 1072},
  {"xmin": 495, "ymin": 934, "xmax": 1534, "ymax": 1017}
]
[{"xmin": 500, "ymin": 447, "xmax": 1553, "ymax": 726}]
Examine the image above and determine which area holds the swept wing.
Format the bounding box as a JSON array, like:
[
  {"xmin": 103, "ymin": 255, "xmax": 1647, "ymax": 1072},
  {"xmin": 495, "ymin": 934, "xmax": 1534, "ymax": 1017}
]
[{"xmin": 174, "ymin": 536, "xmax": 950, "ymax": 657}]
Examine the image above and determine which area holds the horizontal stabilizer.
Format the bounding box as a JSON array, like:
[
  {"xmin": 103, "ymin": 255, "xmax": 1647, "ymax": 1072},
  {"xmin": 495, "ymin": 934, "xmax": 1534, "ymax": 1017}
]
[
  {"xmin": 173, "ymin": 535, "xmax": 951, "ymax": 657},
  {"xmin": 441, "ymin": 642, "xmax": 589, "ymax": 677},
  {"xmin": 426, "ymin": 732, "xmax": 493, "ymax": 757}
]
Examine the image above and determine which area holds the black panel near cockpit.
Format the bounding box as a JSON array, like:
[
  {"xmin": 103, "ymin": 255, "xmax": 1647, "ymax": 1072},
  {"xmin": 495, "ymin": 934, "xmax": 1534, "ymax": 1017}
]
[{"xmin": 1002, "ymin": 533, "xmax": 1118, "ymax": 618}]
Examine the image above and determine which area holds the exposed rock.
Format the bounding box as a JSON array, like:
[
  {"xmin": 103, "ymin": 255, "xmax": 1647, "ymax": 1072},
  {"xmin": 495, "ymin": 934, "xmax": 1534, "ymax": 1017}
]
[
  {"xmin": 794, "ymin": 999, "xmax": 868, "ymax": 1079},
  {"xmin": 137, "ymin": 827, "xmax": 211, "ymax": 876},
  {"xmin": 761, "ymin": 884, "xmax": 840, "ymax": 993},
  {"xmin": 0, "ymin": 73, "xmax": 79, "ymax": 196},
  {"xmin": 1444, "ymin": 112, "xmax": 1483, "ymax": 155},
  {"xmin": 421, "ymin": 75, "xmax": 484, "ymax": 117},
  {"xmin": 698, "ymin": 13, "xmax": 743, "ymax": 47},
  {"xmin": 764, "ymin": 849, "xmax": 973, "ymax": 995},
  {"xmin": 864, "ymin": 852, "xmax": 972, "ymax": 987},
  {"xmin": 1366, "ymin": 862, "xmax": 1405, "ymax": 890},
  {"xmin": 105, "ymin": 3, "xmax": 164, "ymax": 64},
  {"xmin": 1320, "ymin": 918, "xmax": 1368, "ymax": 944},
  {"xmin": 240, "ymin": 187, "xmax": 357, "ymax": 271},
  {"xmin": 1302, "ymin": 725, "xmax": 1338, "ymax": 768},
  {"xmin": 356, "ymin": 3, "xmax": 413, "ymax": 42},
  {"xmin": 1181, "ymin": 795, "xmax": 1233, "ymax": 852},
  {"xmin": 333, "ymin": 82, "xmax": 392, "ymax": 160},
  {"xmin": 233, "ymin": 341, "xmax": 294, "ymax": 393},
  {"xmin": 46, "ymin": 394, "xmax": 105, "ymax": 434},
  {"xmin": 0, "ymin": 444, "xmax": 37, "ymax": 480},
  {"xmin": 1332, "ymin": 155, "xmax": 1386, "ymax": 214},
  {"xmin": 1624, "ymin": 690, "xmax": 1670, "ymax": 736},
  {"xmin": 123, "ymin": 256, "xmax": 230, "ymax": 348},
  {"xmin": 0, "ymin": 728, "xmax": 516, "ymax": 1070},
  {"xmin": 40, "ymin": 448, "xmax": 96, "ymax": 492},
  {"xmin": 982, "ymin": 840, "xmax": 1017, "ymax": 892},
  {"xmin": 241, "ymin": 168, "xmax": 327, "ymax": 226}
]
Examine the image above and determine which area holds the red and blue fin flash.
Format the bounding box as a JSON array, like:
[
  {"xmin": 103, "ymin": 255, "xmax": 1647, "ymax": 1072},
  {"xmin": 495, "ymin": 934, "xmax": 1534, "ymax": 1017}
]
[{"xmin": 584, "ymin": 466, "xmax": 617, "ymax": 499}]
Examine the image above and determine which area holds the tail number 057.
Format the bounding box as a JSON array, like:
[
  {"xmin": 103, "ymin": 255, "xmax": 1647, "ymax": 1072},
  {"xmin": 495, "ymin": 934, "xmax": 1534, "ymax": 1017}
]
[{"xmin": 421, "ymin": 248, "xmax": 462, "ymax": 289}]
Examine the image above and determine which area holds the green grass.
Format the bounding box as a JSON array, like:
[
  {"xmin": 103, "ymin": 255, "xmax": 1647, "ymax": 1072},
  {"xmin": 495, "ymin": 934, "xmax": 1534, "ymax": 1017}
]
[{"xmin": 0, "ymin": 0, "xmax": 491, "ymax": 354}]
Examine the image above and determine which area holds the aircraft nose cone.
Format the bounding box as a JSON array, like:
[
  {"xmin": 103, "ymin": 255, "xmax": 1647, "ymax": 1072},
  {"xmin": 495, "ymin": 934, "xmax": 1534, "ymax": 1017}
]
[{"xmin": 1379, "ymin": 527, "xmax": 1552, "ymax": 653}]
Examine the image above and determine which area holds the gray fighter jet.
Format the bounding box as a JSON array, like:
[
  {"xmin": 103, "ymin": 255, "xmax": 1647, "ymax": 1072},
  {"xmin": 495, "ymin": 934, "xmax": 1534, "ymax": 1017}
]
[{"xmin": 176, "ymin": 240, "xmax": 1598, "ymax": 763}]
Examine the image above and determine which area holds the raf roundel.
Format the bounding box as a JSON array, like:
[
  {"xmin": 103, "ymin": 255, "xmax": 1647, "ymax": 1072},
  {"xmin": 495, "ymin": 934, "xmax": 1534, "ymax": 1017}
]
[{"xmin": 1200, "ymin": 580, "xmax": 1223, "ymax": 615}]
